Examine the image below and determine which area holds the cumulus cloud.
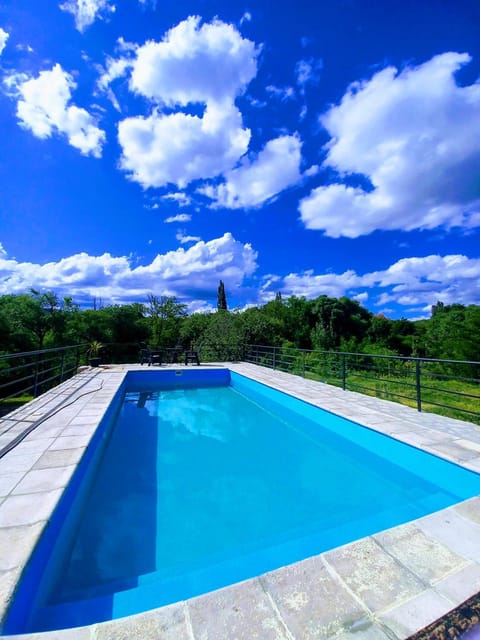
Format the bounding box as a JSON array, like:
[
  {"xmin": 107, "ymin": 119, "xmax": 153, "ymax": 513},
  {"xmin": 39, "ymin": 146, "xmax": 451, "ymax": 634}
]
[
  {"xmin": 60, "ymin": 0, "xmax": 115, "ymax": 32},
  {"xmin": 0, "ymin": 27, "xmax": 9, "ymax": 55},
  {"xmin": 201, "ymin": 135, "xmax": 303, "ymax": 208},
  {"xmin": 129, "ymin": 16, "xmax": 258, "ymax": 105},
  {"xmin": 366, "ymin": 254, "xmax": 480, "ymax": 308},
  {"xmin": 6, "ymin": 63, "xmax": 105, "ymax": 157},
  {"xmin": 118, "ymin": 101, "xmax": 250, "ymax": 188},
  {"xmin": 263, "ymin": 254, "xmax": 480, "ymax": 312},
  {"xmin": 0, "ymin": 233, "xmax": 258, "ymax": 306},
  {"xmin": 113, "ymin": 17, "xmax": 260, "ymax": 189},
  {"xmin": 300, "ymin": 52, "xmax": 480, "ymax": 237}
]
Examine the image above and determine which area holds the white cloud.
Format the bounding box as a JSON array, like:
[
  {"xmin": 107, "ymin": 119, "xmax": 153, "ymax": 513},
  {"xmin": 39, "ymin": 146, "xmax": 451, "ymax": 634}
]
[
  {"xmin": 15, "ymin": 43, "xmax": 34, "ymax": 53},
  {"xmin": 60, "ymin": 0, "xmax": 115, "ymax": 32},
  {"xmin": 114, "ymin": 17, "xmax": 260, "ymax": 189},
  {"xmin": 201, "ymin": 134, "xmax": 303, "ymax": 209},
  {"xmin": 264, "ymin": 254, "xmax": 480, "ymax": 312},
  {"xmin": 279, "ymin": 269, "xmax": 362, "ymax": 300},
  {"xmin": 300, "ymin": 52, "xmax": 480, "ymax": 237},
  {"xmin": 176, "ymin": 231, "xmax": 201, "ymax": 244},
  {"xmin": 165, "ymin": 213, "xmax": 192, "ymax": 223},
  {"xmin": 6, "ymin": 64, "xmax": 105, "ymax": 157},
  {"xmin": 112, "ymin": 16, "xmax": 262, "ymax": 189},
  {"xmin": 266, "ymin": 85, "xmax": 296, "ymax": 101},
  {"xmin": 162, "ymin": 193, "xmax": 192, "ymax": 206},
  {"xmin": 98, "ymin": 56, "xmax": 131, "ymax": 89},
  {"xmin": 129, "ymin": 16, "xmax": 258, "ymax": 105},
  {"xmin": 240, "ymin": 12, "xmax": 252, "ymax": 25},
  {"xmin": 0, "ymin": 233, "xmax": 258, "ymax": 305},
  {"xmin": 118, "ymin": 101, "xmax": 250, "ymax": 188},
  {"xmin": 295, "ymin": 57, "xmax": 323, "ymax": 91},
  {"xmin": 0, "ymin": 27, "xmax": 9, "ymax": 55}
]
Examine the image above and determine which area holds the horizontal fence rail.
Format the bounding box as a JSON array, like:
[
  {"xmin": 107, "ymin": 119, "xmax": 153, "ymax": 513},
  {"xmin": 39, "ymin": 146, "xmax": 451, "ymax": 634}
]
[
  {"xmin": 243, "ymin": 344, "xmax": 480, "ymax": 425},
  {"xmin": 0, "ymin": 345, "xmax": 88, "ymax": 417},
  {"xmin": 1, "ymin": 342, "xmax": 479, "ymax": 425}
]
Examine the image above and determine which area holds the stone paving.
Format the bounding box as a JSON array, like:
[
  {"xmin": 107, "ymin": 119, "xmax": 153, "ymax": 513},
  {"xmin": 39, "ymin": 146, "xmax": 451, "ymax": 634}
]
[{"xmin": 1, "ymin": 362, "xmax": 480, "ymax": 639}]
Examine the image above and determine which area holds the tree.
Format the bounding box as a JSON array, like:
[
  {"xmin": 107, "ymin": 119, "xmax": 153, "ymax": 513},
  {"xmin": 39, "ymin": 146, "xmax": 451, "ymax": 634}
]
[
  {"xmin": 217, "ymin": 280, "xmax": 228, "ymax": 311},
  {"xmin": 147, "ymin": 295, "xmax": 187, "ymax": 347}
]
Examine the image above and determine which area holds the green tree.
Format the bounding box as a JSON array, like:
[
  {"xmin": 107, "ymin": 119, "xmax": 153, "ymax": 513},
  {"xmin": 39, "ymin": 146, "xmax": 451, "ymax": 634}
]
[
  {"xmin": 217, "ymin": 280, "xmax": 228, "ymax": 311},
  {"xmin": 147, "ymin": 295, "xmax": 187, "ymax": 347}
]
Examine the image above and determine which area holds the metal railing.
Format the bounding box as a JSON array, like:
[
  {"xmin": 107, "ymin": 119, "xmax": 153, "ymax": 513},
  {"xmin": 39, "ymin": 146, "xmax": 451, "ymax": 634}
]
[
  {"xmin": 0, "ymin": 345, "xmax": 88, "ymax": 416},
  {"xmin": 1, "ymin": 342, "xmax": 479, "ymax": 425},
  {"xmin": 244, "ymin": 344, "xmax": 480, "ymax": 424}
]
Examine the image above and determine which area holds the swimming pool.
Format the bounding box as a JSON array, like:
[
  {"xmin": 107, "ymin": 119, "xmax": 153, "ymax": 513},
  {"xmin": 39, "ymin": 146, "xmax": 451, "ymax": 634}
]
[{"xmin": 5, "ymin": 368, "xmax": 480, "ymax": 634}]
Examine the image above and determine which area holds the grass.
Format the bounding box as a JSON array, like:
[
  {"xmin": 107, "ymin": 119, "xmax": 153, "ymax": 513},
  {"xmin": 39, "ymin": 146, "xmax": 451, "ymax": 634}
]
[
  {"xmin": 299, "ymin": 367, "xmax": 480, "ymax": 425},
  {"xmin": 0, "ymin": 394, "xmax": 34, "ymax": 418}
]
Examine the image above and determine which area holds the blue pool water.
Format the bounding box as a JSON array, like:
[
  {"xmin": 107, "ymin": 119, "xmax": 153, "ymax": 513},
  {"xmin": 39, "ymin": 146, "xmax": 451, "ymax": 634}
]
[{"xmin": 6, "ymin": 369, "xmax": 480, "ymax": 633}]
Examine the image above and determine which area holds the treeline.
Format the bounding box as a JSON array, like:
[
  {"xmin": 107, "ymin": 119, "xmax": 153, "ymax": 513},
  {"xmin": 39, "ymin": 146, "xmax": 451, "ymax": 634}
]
[{"xmin": 0, "ymin": 289, "xmax": 479, "ymax": 362}]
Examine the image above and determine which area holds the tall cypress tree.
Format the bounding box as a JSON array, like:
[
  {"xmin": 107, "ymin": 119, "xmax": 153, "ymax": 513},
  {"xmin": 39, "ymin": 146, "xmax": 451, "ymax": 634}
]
[{"xmin": 217, "ymin": 280, "xmax": 228, "ymax": 311}]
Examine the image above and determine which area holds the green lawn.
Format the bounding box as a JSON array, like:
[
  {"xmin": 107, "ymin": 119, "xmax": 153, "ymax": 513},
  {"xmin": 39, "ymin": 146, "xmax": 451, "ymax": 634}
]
[{"xmin": 302, "ymin": 368, "xmax": 480, "ymax": 425}]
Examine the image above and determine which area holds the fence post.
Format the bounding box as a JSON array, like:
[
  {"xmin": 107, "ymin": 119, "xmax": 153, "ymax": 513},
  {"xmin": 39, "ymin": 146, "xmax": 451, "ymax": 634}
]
[
  {"xmin": 273, "ymin": 347, "xmax": 276, "ymax": 370},
  {"xmin": 415, "ymin": 360, "xmax": 422, "ymax": 412},
  {"xmin": 60, "ymin": 351, "xmax": 66, "ymax": 382},
  {"xmin": 341, "ymin": 353, "xmax": 347, "ymax": 390},
  {"xmin": 33, "ymin": 354, "xmax": 39, "ymax": 397},
  {"xmin": 302, "ymin": 351, "xmax": 306, "ymax": 377}
]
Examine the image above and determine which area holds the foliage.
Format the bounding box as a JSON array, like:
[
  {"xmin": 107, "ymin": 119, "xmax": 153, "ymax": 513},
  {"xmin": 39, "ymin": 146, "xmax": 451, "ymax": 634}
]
[
  {"xmin": 217, "ymin": 280, "xmax": 227, "ymax": 311},
  {"xmin": 0, "ymin": 291, "xmax": 478, "ymax": 370},
  {"xmin": 88, "ymin": 340, "xmax": 103, "ymax": 357}
]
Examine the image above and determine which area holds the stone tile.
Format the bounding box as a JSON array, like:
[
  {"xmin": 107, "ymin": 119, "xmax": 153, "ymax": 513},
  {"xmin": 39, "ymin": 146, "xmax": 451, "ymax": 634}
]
[
  {"xmin": 324, "ymin": 538, "xmax": 425, "ymax": 613},
  {"xmin": 0, "ymin": 451, "xmax": 43, "ymax": 474},
  {"xmin": 33, "ymin": 447, "xmax": 86, "ymax": 469},
  {"xmin": 453, "ymin": 497, "xmax": 480, "ymax": 525},
  {"xmin": 464, "ymin": 459, "xmax": 480, "ymax": 473},
  {"xmin": 11, "ymin": 465, "xmax": 76, "ymax": 495},
  {"xmin": 261, "ymin": 554, "xmax": 369, "ymax": 640},
  {"xmin": 428, "ymin": 442, "xmax": 480, "ymax": 462},
  {"xmin": 435, "ymin": 562, "xmax": 480, "ymax": 603},
  {"xmin": 68, "ymin": 415, "xmax": 101, "ymax": 426},
  {"xmin": 455, "ymin": 439, "xmax": 480, "ymax": 453},
  {"xmin": 0, "ymin": 566, "xmax": 22, "ymax": 621},
  {"xmin": 416, "ymin": 508, "xmax": 480, "ymax": 562},
  {"xmin": 0, "ymin": 489, "xmax": 62, "ymax": 527},
  {"xmin": 333, "ymin": 623, "xmax": 395, "ymax": 640},
  {"xmin": 48, "ymin": 434, "xmax": 93, "ymax": 450},
  {"xmin": 61, "ymin": 425, "xmax": 98, "ymax": 437},
  {"xmin": 95, "ymin": 602, "xmax": 190, "ymax": 640},
  {"xmin": 188, "ymin": 578, "xmax": 291, "ymax": 640},
  {"xmin": 0, "ymin": 522, "xmax": 45, "ymax": 571},
  {"xmin": 5, "ymin": 626, "xmax": 94, "ymax": 639},
  {"xmin": 25, "ymin": 424, "xmax": 65, "ymax": 440},
  {"xmin": 374, "ymin": 523, "xmax": 467, "ymax": 584},
  {"xmin": 378, "ymin": 589, "xmax": 454, "ymax": 638},
  {"xmin": 8, "ymin": 438, "xmax": 55, "ymax": 456},
  {"xmin": 0, "ymin": 473, "xmax": 24, "ymax": 497}
]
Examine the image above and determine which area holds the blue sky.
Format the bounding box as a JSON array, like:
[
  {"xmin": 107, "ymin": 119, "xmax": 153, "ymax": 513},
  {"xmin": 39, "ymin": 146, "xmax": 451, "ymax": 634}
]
[{"xmin": 0, "ymin": 0, "xmax": 479, "ymax": 318}]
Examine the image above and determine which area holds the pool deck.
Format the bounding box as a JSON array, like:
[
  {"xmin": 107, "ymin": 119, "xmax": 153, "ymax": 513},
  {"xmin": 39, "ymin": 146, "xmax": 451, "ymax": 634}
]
[{"xmin": 1, "ymin": 362, "xmax": 480, "ymax": 639}]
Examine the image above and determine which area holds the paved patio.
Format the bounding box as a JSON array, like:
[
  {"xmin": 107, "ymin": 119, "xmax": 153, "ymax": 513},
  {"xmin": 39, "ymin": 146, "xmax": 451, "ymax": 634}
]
[{"xmin": 1, "ymin": 362, "xmax": 480, "ymax": 639}]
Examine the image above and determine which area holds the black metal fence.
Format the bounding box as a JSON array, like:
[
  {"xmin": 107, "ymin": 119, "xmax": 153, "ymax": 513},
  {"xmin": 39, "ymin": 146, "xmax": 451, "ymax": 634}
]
[
  {"xmin": 1, "ymin": 342, "xmax": 479, "ymax": 424},
  {"xmin": 0, "ymin": 345, "xmax": 91, "ymax": 416},
  {"xmin": 243, "ymin": 344, "xmax": 480, "ymax": 425}
]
